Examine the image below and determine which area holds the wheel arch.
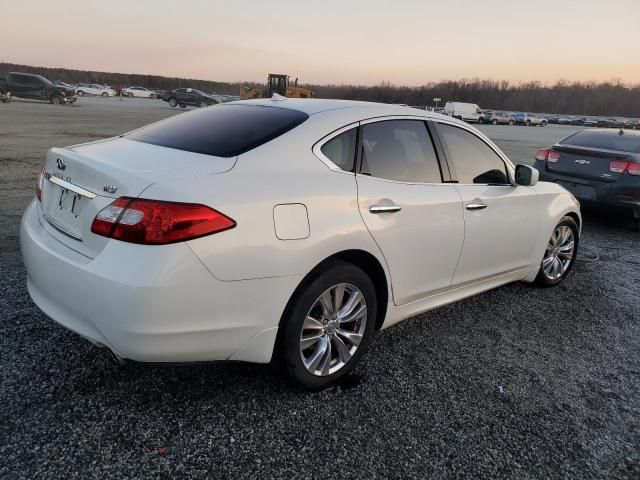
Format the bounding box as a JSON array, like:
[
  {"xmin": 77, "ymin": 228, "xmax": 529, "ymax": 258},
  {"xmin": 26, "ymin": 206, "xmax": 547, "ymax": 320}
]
[{"xmin": 278, "ymin": 249, "xmax": 390, "ymax": 332}]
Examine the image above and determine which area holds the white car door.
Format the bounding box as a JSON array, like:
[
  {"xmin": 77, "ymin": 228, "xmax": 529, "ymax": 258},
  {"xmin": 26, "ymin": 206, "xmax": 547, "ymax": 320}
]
[
  {"xmin": 355, "ymin": 119, "xmax": 465, "ymax": 305},
  {"xmin": 433, "ymin": 122, "xmax": 539, "ymax": 285}
]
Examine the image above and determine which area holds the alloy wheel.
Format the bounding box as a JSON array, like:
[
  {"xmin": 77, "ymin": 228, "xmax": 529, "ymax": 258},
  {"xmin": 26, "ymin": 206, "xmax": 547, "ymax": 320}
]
[
  {"xmin": 299, "ymin": 283, "xmax": 367, "ymax": 376},
  {"xmin": 542, "ymin": 225, "xmax": 575, "ymax": 280}
]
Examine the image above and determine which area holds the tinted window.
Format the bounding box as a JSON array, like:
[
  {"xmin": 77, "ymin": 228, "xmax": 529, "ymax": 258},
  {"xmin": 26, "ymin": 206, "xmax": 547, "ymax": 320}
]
[
  {"xmin": 437, "ymin": 123, "xmax": 509, "ymax": 184},
  {"xmin": 127, "ymin": 104, "xmax": 309, "ymax": 157},
  {"xmin": 560, "ymin": 131, "xmax": 640, "ymax": 153},
  {"xmin": 360, "ymin": 120, "xmax": 441, "ymax": 183},
  {"xmin": 320, "ymin": 128, "xmax": 357, "ymax": 171}
]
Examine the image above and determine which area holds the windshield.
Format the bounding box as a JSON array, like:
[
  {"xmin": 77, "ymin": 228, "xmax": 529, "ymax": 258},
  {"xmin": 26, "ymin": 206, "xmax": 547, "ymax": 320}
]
[{"xmin": 560, "ymin": 131, "xmax": 640, "ymax": 153}]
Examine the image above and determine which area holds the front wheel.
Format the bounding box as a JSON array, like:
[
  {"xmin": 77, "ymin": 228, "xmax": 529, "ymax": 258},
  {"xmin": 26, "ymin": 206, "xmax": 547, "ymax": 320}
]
[
  {"xmin": 168, "ymin": 97, "xmax": 177, "ymax": 107},
  {"xmin": 127, "ymin": 92, "xmax": 134, "ymax": 97},
  {"xmin": 279, "ymin": 260, "xmax": 377, "ymax": 389},
  {"xmin": 535, "ymin": 216, "xmax": 579, "ymax": 287},
  {"xmin": 179, "ymin": 104, "xmax": 186, "ymax": 108},
  {"xmin": 492, "ymin": 119, "xmax": 498, "ymax": 125},
  {"xmin": 101, "ymin": 92, "xmax": 108, "ymax": 97},
  {"xmin": 50, "ymin": 95, "xmax": 64, "ymax": 105},
  {"xmin": 508, "ymin": 120, "xmax": 515, "ymax": 125},
  {"xmin": 199, "ymin": 100, "xmax": 208, "ymax": 108},
  {"xmin": 77, "ymin": 90, "xmax": 85, "ymax": 96},
  {"xmin": 541, "ymin": 121, "xmax": 548, "ymax": 127}
]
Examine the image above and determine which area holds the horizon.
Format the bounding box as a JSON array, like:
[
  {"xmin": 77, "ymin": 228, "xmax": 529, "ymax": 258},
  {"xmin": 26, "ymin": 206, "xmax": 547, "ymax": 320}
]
[{"xmin": 2, "ymin": 0, "xmax": 639, "ymax": 86}]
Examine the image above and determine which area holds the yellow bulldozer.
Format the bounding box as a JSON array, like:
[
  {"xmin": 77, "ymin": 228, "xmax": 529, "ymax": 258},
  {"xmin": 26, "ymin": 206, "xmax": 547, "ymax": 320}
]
[{"xmin": 240, "ymin": 74, "xmax": 314, "ymax": 100}]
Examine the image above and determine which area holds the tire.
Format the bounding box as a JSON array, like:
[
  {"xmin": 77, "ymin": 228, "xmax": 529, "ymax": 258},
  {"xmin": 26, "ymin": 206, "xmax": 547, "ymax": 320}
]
[
  {"xmin": 278, "ymin": 260, "xmax": 377, "ymax": 390},
  {"xmin": 478, "ymin": 117, "xmax": 485, "ymax": 124},
  {"xmin": 526, "ymin": 120, "xmax": 532, "ymax": 126},
  {"xmin": 541, "ymin": 121, "xmax": 548, "ymax": 127},
  {"xmin": 101, "ymin": 92, "xmax": 108, "ymax": 97},
  {"xmin": 50, "ymin": 95, "xmax": 64, "ymax": 105},
  {"xmin": 179, "ymin": 104, "xmax": 186, "ymax": 108},
  {"xmin": 508, "ymin": 120, "xmax": 515, "ymax": 125},
  {"xmin": 535, "ymin": 216, "xmax": 579, "ymax": 287},
  {"xmin": 77, "ymin": 90, "xmax": 85, "ymax": 96},
  {"xmin": 199, "ymin": 100, "xmax": 208, "ymax": 108},
  {"xmin": 168, "ymin": 97, "xmax": 178, "ymax": 107},
  {"xmin": 492, "ymin": 119, "xmax": 498, "ymax": 125},
  {"xmin": 127, "ymin": 92, "xmax": 134, "ymax": 98}
]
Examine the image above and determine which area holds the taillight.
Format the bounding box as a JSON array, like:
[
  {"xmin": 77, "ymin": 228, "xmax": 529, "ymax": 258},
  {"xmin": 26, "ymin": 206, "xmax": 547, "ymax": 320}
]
[
  {"xmin": 91, "ymin": 197, "xmax": 236, "ymax": 245},
  {"xmin": 535, "ymin": 148, "xmax": 560, "ymax": 163},
  {"xmin": 535, "ymin": 148, "xmax": 549, "ymax": 161},
  {"xmin": 628, "ymin": 162, "xmax": 640, "ymax": 176},
  {"xmin": 36, "ymin": 165, "xmax": 45, "ymax": 202},
  {"xmin": 609, "ymin": 160, "xmax": 629, "ymax": 173}
]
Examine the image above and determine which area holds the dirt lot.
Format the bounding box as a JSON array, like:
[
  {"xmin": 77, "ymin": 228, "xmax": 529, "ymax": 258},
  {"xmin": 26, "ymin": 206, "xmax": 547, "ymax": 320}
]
[{"xmin": 0, "ymin": 97, "xmax": 638, "ymax": 479}]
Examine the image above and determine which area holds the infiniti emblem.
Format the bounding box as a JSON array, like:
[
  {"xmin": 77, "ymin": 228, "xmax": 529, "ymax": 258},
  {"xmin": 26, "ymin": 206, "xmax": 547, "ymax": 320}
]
[{"xmin": 56, "ymin": 158, "xmax": 66, "ymax": 170}]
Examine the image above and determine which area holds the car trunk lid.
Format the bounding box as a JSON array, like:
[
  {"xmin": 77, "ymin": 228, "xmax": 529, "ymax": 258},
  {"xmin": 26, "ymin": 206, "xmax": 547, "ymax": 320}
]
[
  {"xmin": 39, "ymin": 137, "xmax": 237, "ymax": 258},
  {"xmin": 546, "ymin": 145, "xmax": 639, "ymax": 182}
]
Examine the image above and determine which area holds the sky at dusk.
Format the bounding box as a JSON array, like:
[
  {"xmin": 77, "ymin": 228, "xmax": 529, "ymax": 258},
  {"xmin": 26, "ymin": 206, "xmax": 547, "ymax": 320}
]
[{"xmin": 1, "ymin": 0, "xmax": 639, "ymax": 85}]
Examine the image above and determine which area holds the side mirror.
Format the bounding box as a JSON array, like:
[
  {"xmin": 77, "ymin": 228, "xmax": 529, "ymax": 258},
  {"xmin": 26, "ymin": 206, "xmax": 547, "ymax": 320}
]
[{"xmin": 514, "ymin": 164, "xmax": 539, "ymax": 186}]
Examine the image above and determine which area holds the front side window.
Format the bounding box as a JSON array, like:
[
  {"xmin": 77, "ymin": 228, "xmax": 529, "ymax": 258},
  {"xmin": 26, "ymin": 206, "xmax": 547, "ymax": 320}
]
[
  {"xmin": 436, "ymin": 123, "xmax": 509, "ymax": 184},
  {"xmin": 320, "ymin": 128, "xmax": 357, "ymax": 172},
  {"xmin": 360, "ymin": 120, "xmax": 441, "ymax": 183}
]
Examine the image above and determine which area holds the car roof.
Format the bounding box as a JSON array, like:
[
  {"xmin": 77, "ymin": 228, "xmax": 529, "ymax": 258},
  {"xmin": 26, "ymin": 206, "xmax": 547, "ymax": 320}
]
[
  {"xmin": 227, "ymin": 98, "xmax": 457, "ymax": 122},
  {"xmin": 577, "ymin": 128, "xmax": 640, "ymax": 136}
]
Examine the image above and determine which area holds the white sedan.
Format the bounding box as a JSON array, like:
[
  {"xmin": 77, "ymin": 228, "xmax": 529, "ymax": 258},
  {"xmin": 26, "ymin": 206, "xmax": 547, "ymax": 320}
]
[
  {"xmin": 122, "ymin": 86, "xmax": 156, "ymax": 98},
  {"xmin": 75, "ymin": 83, "xmax": 116, "ymax": 97},
  {"xmin": 20, "ymin": 99, "xmax": 581, "ymax": 389}
]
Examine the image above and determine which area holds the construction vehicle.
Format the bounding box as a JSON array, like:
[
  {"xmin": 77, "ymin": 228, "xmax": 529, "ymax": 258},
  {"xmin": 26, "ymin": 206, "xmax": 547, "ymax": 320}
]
[{"xmin": 240, "ymin": 74, "xmax": 314, "ymax": 100}]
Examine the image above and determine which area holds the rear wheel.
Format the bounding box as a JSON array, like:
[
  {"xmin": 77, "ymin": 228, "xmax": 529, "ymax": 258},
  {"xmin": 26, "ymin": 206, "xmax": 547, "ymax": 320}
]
[
  {"xmin": 279, "ymin": 260, "xmax": 377, "ymax": 389},
  {"xmin": 508, "ymin": 119, "xmax": 515, "ymax": 125},
  {"xmin": 168, "ymin": 97, "xmax": 178, "ymax": 107},
  {"xmin": 535, "ymin": 216, "xmax": 579, "ymax": 287},
  {"xmin": 179, "ymin": 104, "xmax": 186, "ymax": 108},
  {"xmin": 541, "ymin": 120, "xmax": 548, "ymax": 127},
  {"xmin": 526, "ymin": 120, "xmax": 532, "ymax": 126},
  {"xmin": 128, "ymin": 92, "xmax": 134, "ymax": 97},
  {"xmin": 77, "ymin": 90, "xmax": 85, "ymax": 96},
  {"xmin": 101, "ymin": 92, "xmax": 108, "ymax": 97},
  {"xmin": 492, "ymin": 119, "xmax": 498, "ymax": 125},
  {"xmin": 50, "ymin": 95, "xmax": 64, "ymax": 105},
  {"xmin": 199, "ymin": 100, "xmax": 208, "ymax": 108}
]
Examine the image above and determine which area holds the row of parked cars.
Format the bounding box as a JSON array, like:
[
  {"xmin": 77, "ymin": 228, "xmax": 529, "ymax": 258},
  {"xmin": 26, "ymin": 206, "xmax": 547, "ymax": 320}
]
[
  {"xmin": 439, "ymin": 101, "xmax": 640, "ymax": 129},
  {"xmin": 441, "ymin": 102, "xmax": 549, "ymax": 126}
]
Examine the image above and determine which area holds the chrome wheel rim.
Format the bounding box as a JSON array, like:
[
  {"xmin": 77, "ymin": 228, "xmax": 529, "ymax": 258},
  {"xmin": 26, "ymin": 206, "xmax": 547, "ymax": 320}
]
[
  {"xmin": 542, "ymin": 225, "xmax": 575, "ymax": 280},
  {"xmin": 300, "ymin": 283, "xmax": 367, "ymax": 377}
]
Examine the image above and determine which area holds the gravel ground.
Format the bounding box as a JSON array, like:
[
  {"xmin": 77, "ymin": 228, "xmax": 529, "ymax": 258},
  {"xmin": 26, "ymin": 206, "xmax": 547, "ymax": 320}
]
[{"xmin": 1, "ymin": 98, "xmax": 639, "ymax": 479}]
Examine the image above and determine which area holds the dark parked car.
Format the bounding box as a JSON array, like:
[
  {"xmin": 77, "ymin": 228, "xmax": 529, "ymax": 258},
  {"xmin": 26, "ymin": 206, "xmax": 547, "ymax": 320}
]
[
  {"xmin": 484, "ymin": 111, "xmax": 515, "ymax": 125},
  {"xmin": 584, "ymin": 117, "xmax": 611, "ymax": 128},
  {"xmin": 570, "ymin": 117, "xmax": 585, "ymax": 126},
  {"xmin": 161, "ymin": 88, "xmax": 217, "ymax": 108},
  {"xmin": 534, "ymin": 129, "xmax": 640, "ymax": 228},
  {"xmin": 5, "ymin": 72, "xmax": 76, "ymax": 104}
]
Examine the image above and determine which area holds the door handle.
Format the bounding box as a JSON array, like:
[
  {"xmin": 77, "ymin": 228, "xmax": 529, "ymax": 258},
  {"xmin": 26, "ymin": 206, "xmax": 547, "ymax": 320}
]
[
  {"xmin": 466, "ymin": 202, "xmax": 487, "ymax": 211},
  {"xmin": 369, "ymin": 204, "xmax": 402, "ymax": 214}
]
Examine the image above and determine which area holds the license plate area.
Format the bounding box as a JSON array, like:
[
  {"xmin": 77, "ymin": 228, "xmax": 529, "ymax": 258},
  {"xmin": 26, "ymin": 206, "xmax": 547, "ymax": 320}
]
[{"xmin": 44, "ymin": 184, "xmax": 85, "ymax": 240}]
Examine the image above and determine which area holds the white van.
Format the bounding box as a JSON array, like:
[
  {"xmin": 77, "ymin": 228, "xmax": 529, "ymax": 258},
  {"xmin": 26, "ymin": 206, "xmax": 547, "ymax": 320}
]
[{"xmin": 443, "ymin": 102, "xmax": 485, "ymax": 123}]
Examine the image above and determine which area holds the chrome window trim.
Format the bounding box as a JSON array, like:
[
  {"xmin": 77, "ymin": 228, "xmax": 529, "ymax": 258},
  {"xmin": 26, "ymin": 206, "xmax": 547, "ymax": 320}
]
[{"xmin": 312, "ymin": 122, "xmax": 360, "ymax": 174}]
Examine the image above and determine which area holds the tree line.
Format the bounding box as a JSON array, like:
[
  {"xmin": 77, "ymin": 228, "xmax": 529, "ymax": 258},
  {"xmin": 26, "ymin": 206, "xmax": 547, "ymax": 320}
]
[{"xmin": 2, "ymin": 63, "xmax": 639, "ymax": 116}]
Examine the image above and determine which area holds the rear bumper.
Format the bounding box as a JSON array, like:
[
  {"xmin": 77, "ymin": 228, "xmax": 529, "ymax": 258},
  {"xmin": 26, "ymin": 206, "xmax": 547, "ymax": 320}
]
[
  {"xmin": 20, "ymin": 200, "xmax": 300, "ymax": 363},
  {"xmin": 535, "ymin": 161, "xmax": 640, "ymax": 214}
]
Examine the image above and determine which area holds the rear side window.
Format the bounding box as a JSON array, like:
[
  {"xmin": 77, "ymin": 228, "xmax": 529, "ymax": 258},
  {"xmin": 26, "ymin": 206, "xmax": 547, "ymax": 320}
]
[
  {"xmin": 561, "ymin": 131, "xmax": 640, "ymax": 153},
  {"xmin": 126, "ymin": 104, "xmax": 309, "ymax": 157},
  {"xmin": 436, "ymin": 123, "xmax": 509, "ymax": 184},
  {"xmin": 320, "ymin": 128, "xmax": 357, "ymax": 171},
  {"xmin": 360, "ymin": 120, "xmax": 442, "ymax": 183}
]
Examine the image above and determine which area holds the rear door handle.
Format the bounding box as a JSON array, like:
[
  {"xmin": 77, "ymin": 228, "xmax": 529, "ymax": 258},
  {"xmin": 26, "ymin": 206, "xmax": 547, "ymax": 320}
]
[
  {"xmin": 369, "ymin": 204, "xmax": 402, "ymax": 214},
  {"xmin": 466, "ymin": 202, "xmax": 487, "ymax": 211}
]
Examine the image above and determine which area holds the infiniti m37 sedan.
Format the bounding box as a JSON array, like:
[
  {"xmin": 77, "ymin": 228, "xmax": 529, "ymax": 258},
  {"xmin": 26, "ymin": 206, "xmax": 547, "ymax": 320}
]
[{"xmin": 21, "ymin": 99, "xmax": 581, "ymax": 389}]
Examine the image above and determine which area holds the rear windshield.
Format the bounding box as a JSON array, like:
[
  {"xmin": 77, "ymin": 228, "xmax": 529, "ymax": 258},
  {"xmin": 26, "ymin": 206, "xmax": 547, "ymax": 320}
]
[
  {"xmin": 561, "ymin": 131, "xmax": 640, "ymax": 153},
  {"xmin": 126, "ymin": 104, "xmax": 309, "ymax": 157}
]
